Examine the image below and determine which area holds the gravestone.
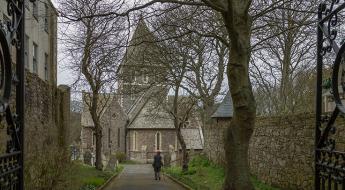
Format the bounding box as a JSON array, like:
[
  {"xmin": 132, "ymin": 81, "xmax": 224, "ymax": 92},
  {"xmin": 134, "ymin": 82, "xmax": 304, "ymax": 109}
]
[
  {"xmin": 83, "ymin": 151, "xmax": 92, "ymax": 165},
  {"xmin": 105, "ymin": 154, "xmax": 117, "ymax": 171},
  {"xmin": 169, "ymin": 145, "xmax": 176, "ymax": 166}
]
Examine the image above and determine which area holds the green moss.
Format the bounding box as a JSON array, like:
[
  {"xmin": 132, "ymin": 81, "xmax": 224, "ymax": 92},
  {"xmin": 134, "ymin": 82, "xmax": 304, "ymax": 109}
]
[{"xmin": 164, "ymin": 155, "xmax": 279, "ymax": 190}]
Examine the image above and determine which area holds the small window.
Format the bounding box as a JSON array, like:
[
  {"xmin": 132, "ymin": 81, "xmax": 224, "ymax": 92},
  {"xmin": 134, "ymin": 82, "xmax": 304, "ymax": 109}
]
[
  {"xmin": 32, "ymin": 1, "xmax": 38, "ymax": 20},
  {"xmin": 24, "ymin": 35, "xmax": 29, "ymax": 69},
  {"xmin": 156, "ymin": 132, "xmax": 161, "ymax": 150},
  {"xmin": 33, "ymin": 43, "xmax": 38, "ymax": 74},
  {"xmin": 44, "ymin": 53, "xmax": 49, "ymax": 81},
  {"xmin": 133, "ymin": 132, "xmax": 137, "ymax": 150},
  {"xmin": 44, "ymin": 4, "xmax": 49, "ymax": 32},
  {"xmin": 183, "ymin": 120, "xmax": 190, "ymax": 128},
  {"xmin": 108, "ymin": 128, "xmax": 111, "ymax": 148},
  {"xmin": 143, "ymin": 71, "xmax": 149, "ymax": 83},
  {"xmin": 118, "ymin": 128, "xmax": 121, "ymax": 148},
  {"xmin": 92, "ymin": 132, "xmax": 96, "ymax": 146}
]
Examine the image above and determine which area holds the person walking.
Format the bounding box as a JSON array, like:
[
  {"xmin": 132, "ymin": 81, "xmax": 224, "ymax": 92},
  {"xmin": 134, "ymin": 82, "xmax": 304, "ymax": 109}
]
[{"xmin": 152, "ymin": 150, "xmax": 163, "ymax": 180}]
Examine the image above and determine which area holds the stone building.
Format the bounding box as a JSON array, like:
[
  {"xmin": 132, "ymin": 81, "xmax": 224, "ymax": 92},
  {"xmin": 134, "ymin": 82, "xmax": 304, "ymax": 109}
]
[
  {"xmin": 0, "ymin": 0, "xmax": 58, "ymax": 85},
  {"xmin": 79, "ymin": 18, "xmax": 204, "ymax": 165},
  {"xmin": 80, "ymin": 93, "xmax": 127, "ymax": 166},
  {"xmin": 204, "ymin": 91, "xmax": 233, "ymax": 165},
  {"xmin": 119, "ymin": 18, "xmax": 204, "ymax": 162}
]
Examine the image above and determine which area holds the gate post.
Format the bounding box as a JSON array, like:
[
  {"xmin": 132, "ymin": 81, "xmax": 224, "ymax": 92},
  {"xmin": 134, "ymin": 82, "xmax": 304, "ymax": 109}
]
[
  {"xmin": 315, "ymin": 4, "xmax": 324, "ymax": 190},
  {"xmin": 17, "ymin": 1, "xmax": 26, "ymax": 189}
]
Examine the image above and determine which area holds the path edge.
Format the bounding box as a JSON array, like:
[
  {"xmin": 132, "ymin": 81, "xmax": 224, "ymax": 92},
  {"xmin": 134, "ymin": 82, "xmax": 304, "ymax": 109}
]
[
  {"xmin": 97, "ymin": 168, "xmax": 123, "ymax": 190},
  {"xmin": 163, "ymin": 173, "xmax": 193, "ymax": 190}
]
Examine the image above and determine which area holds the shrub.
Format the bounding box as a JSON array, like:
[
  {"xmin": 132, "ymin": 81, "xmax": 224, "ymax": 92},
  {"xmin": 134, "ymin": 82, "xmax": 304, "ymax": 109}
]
[
  {"xmin": 190, "ymin": 155, "xmax": 210, "ymax": 167},
  {"xmin": 115, "ymin": 152, "xmax": 126, "ymax": 163},
  {"xmin": 182, "ymin": 168, "xmax": 197, "ymax": 175}
]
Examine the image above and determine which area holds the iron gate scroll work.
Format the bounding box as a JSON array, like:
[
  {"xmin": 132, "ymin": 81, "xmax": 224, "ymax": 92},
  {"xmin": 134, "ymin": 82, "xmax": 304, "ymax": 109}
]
[
  {"xmin": 317, "ymin": 1, "xmax": 345, "ymax": 189},
  {"xmin": 0, "ymin": 0, "xmax": 33, "ymax": 189}
]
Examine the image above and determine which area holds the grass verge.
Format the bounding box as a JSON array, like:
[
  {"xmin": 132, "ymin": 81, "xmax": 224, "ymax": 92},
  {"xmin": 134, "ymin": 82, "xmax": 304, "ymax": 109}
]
[
  {"xmin": 68, "ymin": 161, "xmax": 123, "ymax": 190},
  {"xmin": 164, "ymin": 155, "xmax": 279, "ymax": 190}
]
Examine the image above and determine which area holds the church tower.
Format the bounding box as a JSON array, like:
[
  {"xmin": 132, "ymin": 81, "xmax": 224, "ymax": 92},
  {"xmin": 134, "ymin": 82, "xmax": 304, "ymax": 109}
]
[{"xmin": 118, "ymin": 18, "xmax": 164, "ymax": 113}]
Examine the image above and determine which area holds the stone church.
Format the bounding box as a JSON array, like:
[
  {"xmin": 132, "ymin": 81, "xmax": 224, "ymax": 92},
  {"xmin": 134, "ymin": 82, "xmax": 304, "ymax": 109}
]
[{"xmin": 80, "ymin": 18, "xmax": 204, "ymax": 165}]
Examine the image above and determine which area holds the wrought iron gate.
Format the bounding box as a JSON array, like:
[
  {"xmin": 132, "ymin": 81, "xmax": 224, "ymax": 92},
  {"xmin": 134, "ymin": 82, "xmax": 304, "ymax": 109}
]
[
  {"xmin": 0, "ymin": 0, "xmax": 33, "ymax": 189},
  {"xmin": 316, "ymin": 1, "xmax": 345, "ymax": 189}
]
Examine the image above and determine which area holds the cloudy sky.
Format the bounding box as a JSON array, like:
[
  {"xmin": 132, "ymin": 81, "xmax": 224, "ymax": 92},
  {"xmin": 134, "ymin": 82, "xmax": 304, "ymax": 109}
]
[{"xmin": 50, "ymin": 1, "xmax": 74, "ymax": 86}]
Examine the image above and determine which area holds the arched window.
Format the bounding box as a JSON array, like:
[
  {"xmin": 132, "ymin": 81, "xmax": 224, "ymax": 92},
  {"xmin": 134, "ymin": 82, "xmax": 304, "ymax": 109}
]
[
  {"xmin": 155, "ymin": 132, "xmax": 162, "ymax": 150},
  {"xmin": 133, "ymin": 132, "xmax": 137, "ymax": 151}
]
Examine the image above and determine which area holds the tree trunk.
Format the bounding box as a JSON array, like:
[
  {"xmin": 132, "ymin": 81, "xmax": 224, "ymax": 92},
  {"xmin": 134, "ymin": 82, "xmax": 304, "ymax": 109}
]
[
  {"xmin": 177, "ymin": 128, "xmax": 189, "ymax": 172},
  {"xmin": 173, "ymin": 84, "xmax": 189, "ymax": 172},
  {"xmin": 222, "ymin": 2, "xmax": 256, "ymax": 190},
  {"xmin": 95, "ymin": 126, "xmax": 103, "ymax": 170}
]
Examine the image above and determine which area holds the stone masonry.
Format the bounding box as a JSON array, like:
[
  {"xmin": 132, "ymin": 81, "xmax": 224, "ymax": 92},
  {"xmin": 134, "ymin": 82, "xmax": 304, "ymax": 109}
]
[{"xmin": 204, "ymin": 113, "xmax": 345, "ymax": 190}]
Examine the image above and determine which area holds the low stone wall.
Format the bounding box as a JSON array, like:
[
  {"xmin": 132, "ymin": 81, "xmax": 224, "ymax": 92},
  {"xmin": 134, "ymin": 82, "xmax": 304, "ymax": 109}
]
[{"xmin": 203, "ymin": 113, "xmax": 345, "ymax": 190}]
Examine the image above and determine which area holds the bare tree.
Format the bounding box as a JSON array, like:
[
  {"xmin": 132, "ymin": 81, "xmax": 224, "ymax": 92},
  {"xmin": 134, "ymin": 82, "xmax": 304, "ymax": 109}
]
[
  {"xmin": 58, "ymin": 0, "xmax": 125, "ymax": 170},
  {"xmin": 58, "ymin": 0, "xmax": 294, "ymax": 188},
  {"xmin": 155, "ymin": 26, "xmax": 197, "ymax": 172},
  {"xmin": 150, "ymin": 6, "xmax": 227, "ymax": 126},
  {"xmin": 251, "ymin": 0, "xmax": 317, "ymax": 115}
]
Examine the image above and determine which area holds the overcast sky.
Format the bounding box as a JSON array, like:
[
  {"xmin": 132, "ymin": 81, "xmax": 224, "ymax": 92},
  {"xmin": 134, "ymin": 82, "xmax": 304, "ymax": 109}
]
[{"xmin": 50, "ymin": 1, "xmax": 74, "ymax": 86}]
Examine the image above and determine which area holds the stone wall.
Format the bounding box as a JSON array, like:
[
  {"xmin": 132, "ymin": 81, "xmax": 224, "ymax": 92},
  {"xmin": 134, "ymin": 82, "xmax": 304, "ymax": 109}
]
[
  {"xmin": 203, "ymin": 119, "xmax": 228, "ymax": 166},
  {"xmin": 24, "ymin": 72, "xmax": 71, "ymax": 189},
  {"xmin": 203, "ymin": 114, "xmax": 345, "ymax": 190},
  {"xmin": 250, "ymin": 114, "xmax": 315, "ymax": 190}
]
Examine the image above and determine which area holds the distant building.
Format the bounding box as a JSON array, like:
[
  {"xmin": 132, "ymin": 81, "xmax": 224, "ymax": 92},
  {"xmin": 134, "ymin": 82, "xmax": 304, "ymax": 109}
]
[
  {"xmin": 203, "ymin": 91, "xmax": 233, "ymax": 165},
  {"xmin": 211, "ymin": 92, "xmax": 234, "ymax": 122},
  {"xmin": 322, "ymin": 86, "xmax": 345, "ymax": 113},
  {"xmin": 80, "ymin": 18, "xmax": 204, "ymax": 165},
  {"xmin": 80, "ymin": 93, "xmax": 127, "ymax": 166},
  {"xmin": 119, "ymin": 18, "xmax": 204, "ymax": 163},
  {"xmin": 0, "ymin": 0, "xmax": 58, "ymax": 85}
]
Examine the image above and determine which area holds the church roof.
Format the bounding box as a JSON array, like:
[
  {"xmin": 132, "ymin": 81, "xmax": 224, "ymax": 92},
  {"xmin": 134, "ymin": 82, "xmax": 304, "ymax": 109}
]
[
  {"xmin": 129, "ymin": 17, "xmax": 156, "ymax": 46},
  {"xmin": 211, "ymin": 91, "xmax": 233, "ymax": 118},
  {"xmin": 126, "ymin": 98, "xmax": 175, "ymax": 129},
  {"xmin": 81, "ymin": 93, "xmax": 119, "ymax": 127}
]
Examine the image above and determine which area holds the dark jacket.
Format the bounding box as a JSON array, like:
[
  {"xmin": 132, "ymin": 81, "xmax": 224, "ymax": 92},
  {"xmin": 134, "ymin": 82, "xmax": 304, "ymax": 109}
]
[{"xmin": 153, "ymin": 154, "xmax": 163, "ymax": 168}]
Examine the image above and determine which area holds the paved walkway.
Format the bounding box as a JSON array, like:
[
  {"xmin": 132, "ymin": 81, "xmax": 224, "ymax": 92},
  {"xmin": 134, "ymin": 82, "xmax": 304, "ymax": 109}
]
[{"xmin": 103, "ymin": 164, "xmax": 186, "ymax": 190}]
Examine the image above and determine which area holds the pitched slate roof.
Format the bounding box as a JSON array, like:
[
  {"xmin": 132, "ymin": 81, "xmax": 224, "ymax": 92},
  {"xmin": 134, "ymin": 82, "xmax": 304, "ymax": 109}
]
[
  {"xmin": 211, "ymin": 91, "xmax": 233, "ymax": 118},
  {"xmin": 81, "ymin": 93, "xmax": 115, "ymax": 127}
]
